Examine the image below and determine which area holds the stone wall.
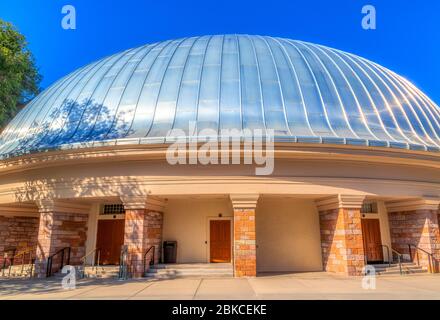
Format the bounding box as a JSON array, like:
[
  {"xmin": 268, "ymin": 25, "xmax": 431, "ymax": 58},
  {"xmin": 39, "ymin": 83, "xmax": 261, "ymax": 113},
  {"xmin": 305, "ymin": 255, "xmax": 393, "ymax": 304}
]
[
  {"xmin": 388, "ymin": 209, "xmax": 440, "ymax": 272},
  {"xmin": 0, "ymin": 215, "xmax": 39, "ymax": 266},
  {"xmin": 319, "ymin": 208, "xmax": 365, "ymax": 275}
]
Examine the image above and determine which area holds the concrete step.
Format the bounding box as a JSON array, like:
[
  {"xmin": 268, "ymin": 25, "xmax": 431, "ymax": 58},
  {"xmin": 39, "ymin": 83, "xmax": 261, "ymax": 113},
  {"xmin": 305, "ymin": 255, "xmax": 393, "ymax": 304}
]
[
  {"xmin": 147, "ymin": 269, "xmax": 233, "ymax": 275},
  {"xmin": 152, "ymin": 263, "xmax": 232, "ymax": 270},
  {"xmin": 376, "ymin": 269, "xmax": 427, "ymax": 276},
  {"xmin": 80, "ymin": 266, "xmax": 120, "ymax": 278},
  {"xmin": 368, "ymin": 262, "xmax": 428, "ymax": 276},
  {"xmin": 45, "ymin": 265, "xmax": 120, "ymax": 279},
  {"xmin": 145, "ymin": 263, "xmax": 233, "ymax": 279},
  {"xmin": 49, "ymin": 264, "xmax": 234, "ymax": 280},
  {"xmin": 144, "ymin": 272, "xmax": 233, "ymax": 280},
  {"xmin": 0, "ymin": 264, "xmax": 34, "ymax": 278}
]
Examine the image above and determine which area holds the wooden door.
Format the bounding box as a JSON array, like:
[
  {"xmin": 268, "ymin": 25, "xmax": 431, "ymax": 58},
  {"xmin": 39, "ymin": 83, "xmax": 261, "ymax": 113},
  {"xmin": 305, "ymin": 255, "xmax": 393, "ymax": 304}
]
[
  {"xmin": 361, "ymin": 219, "xmax": 384, "ymax": 263},
  {"xmin": 210, "ymin": 220, "xmax": 231, "ymax": 263},
  {"xmin": 96, "ymin": 219, "xmax": 125, "ymax": 265}
]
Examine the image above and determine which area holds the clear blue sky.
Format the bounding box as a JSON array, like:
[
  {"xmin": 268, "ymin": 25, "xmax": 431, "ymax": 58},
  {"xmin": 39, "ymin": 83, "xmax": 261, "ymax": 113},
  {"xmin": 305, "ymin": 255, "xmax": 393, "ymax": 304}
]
[{"xmin": 1, "ymin": 0, "xmax": 439, "ymax": 103}]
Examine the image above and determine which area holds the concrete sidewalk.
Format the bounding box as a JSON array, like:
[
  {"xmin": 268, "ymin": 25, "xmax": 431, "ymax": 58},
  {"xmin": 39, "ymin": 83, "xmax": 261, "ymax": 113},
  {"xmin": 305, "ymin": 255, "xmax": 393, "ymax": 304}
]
[{"xmin": 1, "ymin": 272, "xmax": 440, "ymax": 300}]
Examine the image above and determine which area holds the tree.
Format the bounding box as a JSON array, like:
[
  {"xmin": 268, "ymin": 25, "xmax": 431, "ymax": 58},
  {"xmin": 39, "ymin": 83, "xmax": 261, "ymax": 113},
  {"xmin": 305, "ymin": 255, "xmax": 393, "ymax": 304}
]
[{"xmin": 0, "ymin": 19, "xmax": 41, "ymax": 129}]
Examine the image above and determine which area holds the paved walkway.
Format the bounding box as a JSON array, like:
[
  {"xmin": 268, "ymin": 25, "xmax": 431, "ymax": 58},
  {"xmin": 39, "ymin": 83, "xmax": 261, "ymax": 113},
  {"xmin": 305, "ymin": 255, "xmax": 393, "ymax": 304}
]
[{"xmin": 1, "ymin": 272, "xmax": 440, "ymax": 300}]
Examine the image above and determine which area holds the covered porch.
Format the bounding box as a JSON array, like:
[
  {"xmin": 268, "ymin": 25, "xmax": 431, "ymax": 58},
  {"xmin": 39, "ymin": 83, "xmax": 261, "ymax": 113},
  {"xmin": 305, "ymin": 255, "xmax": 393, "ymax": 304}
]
[{"xmin": 1, "ymin": 193, "xmax": 439, "ymax": 279}]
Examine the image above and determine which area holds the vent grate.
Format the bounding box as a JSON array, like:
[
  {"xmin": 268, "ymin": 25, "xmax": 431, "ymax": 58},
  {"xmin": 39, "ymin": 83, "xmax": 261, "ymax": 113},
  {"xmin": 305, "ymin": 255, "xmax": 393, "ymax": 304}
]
[
  {"xmin": 361, "ymin": 202, "xmax": 378, "ymax": 214},
  {"xmin": 102, "ymin": 204, "xmax": 125, "ymax": 215}
]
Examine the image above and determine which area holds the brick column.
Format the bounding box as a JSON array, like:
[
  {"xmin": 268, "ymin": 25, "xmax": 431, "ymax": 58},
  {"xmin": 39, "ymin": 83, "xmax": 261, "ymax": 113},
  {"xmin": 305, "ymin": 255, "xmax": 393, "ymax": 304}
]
[
  {"xmin": 316, "ymin": 195, "xmax": 366, "ymax": 276},
  {"xmin": 386, "ymin": 198, "xmax": 440, "ymax": 273},
  {"xmin": 121, "ymin": 196, "xmax": 165, "ymax": 278},
  {"xmin": 34, "ymin": 200, "xmax": 90, "ymax": 278},
  {"xmin": 230, "ymin": 194, "xmax": 259, "ymax": 277}
]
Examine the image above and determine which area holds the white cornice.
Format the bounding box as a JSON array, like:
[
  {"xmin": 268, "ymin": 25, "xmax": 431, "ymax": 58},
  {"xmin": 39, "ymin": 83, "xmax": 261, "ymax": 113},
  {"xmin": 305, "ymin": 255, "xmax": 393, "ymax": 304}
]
[
  {"xmin": 0, "ymin": 143, "xmax": 439, "ymax": 176},
  {"xmin": 315, "ymin": 194, "xmax": 366, "ymax": 211},
  {"xmin": 0, "ymin": 175, "xmax": 438, "ymax": 206},
  {"xmin": 36, "ymin": 199, "xmax": 91, "ymax": 214},
  {"xmin": 0, "ymin": 205, "xmax": 39, "ymax": 217},
  {"xmin": 385, "ymin": 198, "xmax": 440, "ymax": 212},
  {"xmin": 230, "ymin": 194, "xmax": 260, "ymax": 210},
  {"xmin": 120, "ymin": 195, "xmax": 167, "ymax": 211}
]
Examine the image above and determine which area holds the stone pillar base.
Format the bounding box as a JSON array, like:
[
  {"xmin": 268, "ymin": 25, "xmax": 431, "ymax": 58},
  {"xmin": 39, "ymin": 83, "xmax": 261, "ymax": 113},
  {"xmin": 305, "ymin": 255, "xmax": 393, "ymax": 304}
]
[
  {"xmin": 231, "ymin": 195, "xmax": 259, "ymax": 278},
  {"xmin": 317, "ymin": 195, "xmax": 366, "ymax": 276},
  {"xmin": 122, "ymin": 196, "xmax": 165, "ymax": 278},
  {"xmin": 35, "ymin": 200, "xmax": 89, "ymax": 278}
]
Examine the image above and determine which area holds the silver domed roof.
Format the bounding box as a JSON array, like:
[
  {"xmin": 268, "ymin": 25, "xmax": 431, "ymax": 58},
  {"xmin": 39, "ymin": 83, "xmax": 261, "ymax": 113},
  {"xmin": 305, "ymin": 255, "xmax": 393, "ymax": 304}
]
[{"xmin": 1, "ymin": 34, "xmax": 440, "ymax": 158}]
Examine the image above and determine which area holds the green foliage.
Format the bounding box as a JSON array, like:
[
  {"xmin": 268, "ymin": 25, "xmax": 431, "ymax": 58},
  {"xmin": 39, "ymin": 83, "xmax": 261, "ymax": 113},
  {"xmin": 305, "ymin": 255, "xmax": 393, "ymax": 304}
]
[{"xmin": 0, "ymin": 19, "xmax": 41, "ymax": 128}]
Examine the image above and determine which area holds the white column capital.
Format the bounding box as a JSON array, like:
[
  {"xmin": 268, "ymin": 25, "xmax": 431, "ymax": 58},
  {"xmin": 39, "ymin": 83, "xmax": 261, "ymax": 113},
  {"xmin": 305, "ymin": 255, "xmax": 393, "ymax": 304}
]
[
  {"xmin": 36, "ymin": 198, "xmax": 91, "ymax": 214},
  {"xmin": 316, "ymin": 194, "xmax": 366, "ymax": 211},
  {"xmin": 120, "ymin": 195, "xmax": 167, "ymax": 211},
  {"xmin": 0, "ymin": 204, "xmax": 39, "ymax": 217},
  {"xmin": 230, "ymin": 194, "xmax": 260, "ymax": 210},
  {"xmin": 385, "ymin": 197, "xmax": 440, "ymax": 213}
]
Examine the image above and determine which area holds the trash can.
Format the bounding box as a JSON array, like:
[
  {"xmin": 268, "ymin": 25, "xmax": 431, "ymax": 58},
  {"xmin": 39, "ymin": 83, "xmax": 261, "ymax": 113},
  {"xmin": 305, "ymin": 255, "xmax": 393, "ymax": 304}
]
[{"xmin": 163, "ymin": 241, "xmax": 177, "ymax": 263}]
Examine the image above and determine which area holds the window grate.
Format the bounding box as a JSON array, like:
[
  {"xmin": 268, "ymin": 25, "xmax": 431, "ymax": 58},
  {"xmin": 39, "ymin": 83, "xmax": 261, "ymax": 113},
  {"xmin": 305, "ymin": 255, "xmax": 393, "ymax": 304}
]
[
  {"xmin": 361, "ymin": 202, "xmax": 378, "ymax": 214},
  {"xmin": 102, "ymin": 204, "xmax": 125, "ymax": 215}
]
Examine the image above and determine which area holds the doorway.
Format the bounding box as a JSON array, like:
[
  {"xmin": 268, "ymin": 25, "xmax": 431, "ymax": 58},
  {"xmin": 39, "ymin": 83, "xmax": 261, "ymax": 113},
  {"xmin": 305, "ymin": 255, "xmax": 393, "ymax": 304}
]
[
  {"xmin": 361, "ymin": 219, "xmax": 384, "ymax": 263},
  {"xmin": 96, "ymin": 219, "xmax": 125, "ymax": 265},
  {"xmin": 209, "ymin": 220, "xmax": 231, "ymax": 263}
]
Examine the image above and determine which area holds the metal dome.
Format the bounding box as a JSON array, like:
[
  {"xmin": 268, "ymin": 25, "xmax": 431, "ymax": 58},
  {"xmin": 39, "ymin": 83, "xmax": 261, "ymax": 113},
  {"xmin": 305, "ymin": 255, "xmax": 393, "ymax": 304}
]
[{"xmin": 1, "ymin": 34, "xmax": 440, "ymax": 158}]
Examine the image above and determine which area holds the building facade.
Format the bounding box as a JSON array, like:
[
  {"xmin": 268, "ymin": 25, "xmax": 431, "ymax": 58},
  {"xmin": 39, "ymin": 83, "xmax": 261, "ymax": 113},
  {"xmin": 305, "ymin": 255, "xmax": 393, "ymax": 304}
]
[{"xmin": 0, "ymin": 35, "xmax": 439, "ymax": 278}]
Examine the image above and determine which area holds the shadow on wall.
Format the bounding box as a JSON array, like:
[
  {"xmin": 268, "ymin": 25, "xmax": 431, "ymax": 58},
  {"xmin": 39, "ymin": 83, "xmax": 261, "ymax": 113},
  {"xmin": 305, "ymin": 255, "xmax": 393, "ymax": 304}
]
[{"xmin": 14, "ymin": 176, "xmax": 145, "ymax": 203}]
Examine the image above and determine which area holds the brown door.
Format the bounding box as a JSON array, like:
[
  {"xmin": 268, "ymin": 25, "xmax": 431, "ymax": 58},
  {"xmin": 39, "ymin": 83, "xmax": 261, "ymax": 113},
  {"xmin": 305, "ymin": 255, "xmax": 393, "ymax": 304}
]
[
  {"xmin": 361, "ymin": 219, "xmax": 384, "ymax": 263},
  {"xmin": 96, "ymin": 219, "xmax": 125, "ymax": 265},
  {"xmin": 210, "ymin": 220, "xmax": 231, "ymax": 263}
]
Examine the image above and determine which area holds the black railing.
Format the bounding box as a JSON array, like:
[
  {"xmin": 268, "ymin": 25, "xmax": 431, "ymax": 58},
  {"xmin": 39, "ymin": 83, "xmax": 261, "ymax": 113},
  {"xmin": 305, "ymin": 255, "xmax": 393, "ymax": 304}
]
[
  {"xmin": 143, "ymin": 246, "xmax": 155, "ymax": 276},
  {"xmin": 118, "ymin": 245, "xmax": 129, "ymax": 280},
  {"xmin": 408, "ymin": 244, "xmax": 438, "ymax": 273},
  {"xmin": 391, "ymin": 247, "xmax": 405, "ymax": 275},
  {"xmin": 46, "ymin": 247, "xmax": 71, "ymax": 277}
]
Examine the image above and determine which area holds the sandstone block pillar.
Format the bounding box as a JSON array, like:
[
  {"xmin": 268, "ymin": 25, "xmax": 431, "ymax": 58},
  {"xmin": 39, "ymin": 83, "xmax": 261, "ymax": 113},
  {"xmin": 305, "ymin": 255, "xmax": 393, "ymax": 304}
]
[
  {"xmin": 386, "ymin": 198, "xmax": 440, "ymax": 273},
  {"xmin": 230, "ymin": 194, "xmax": 259, "ymax": 277},
  {"xmin": 316, "ymin": 195, "xmax": 366, "ymax": 276},
  {"xmin": 34, "ymin": 200, "xmax": 90, "ymax": 278},
  {"xmin": 121, "ymin": 196, "xmax": 165, "ymax": 278}
]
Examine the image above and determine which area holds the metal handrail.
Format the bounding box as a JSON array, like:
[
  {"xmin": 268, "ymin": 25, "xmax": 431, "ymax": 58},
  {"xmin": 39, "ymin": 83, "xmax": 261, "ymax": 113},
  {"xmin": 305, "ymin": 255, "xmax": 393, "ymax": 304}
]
[
  {"xmin": 143, "ymin": 246, "xmax": 155, "ymax": 276},
  {"xmin": 391, "ymin": 247, "xmax": 404, "ymax": 275},
  {"xmin": 408, "ymin": 244, "xmax": 437, "ymax": 273},
  {"xmin": 80, "ymin": 248, "xmax": 101, "ymax": 278},
  {"xmin": 12, "ymin": 247, "xmax": 35, "ymax": 278},
  {"xmin": 46, "ymin": 247, "xmax": 71, "ymax": 277},
  {"xmin": 118, "ymin": 245, "xmax": 129, "ymax": 280},
  {"xmin": 379, "ymin": 244, "xmax": 391, "ymax": 267}
]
